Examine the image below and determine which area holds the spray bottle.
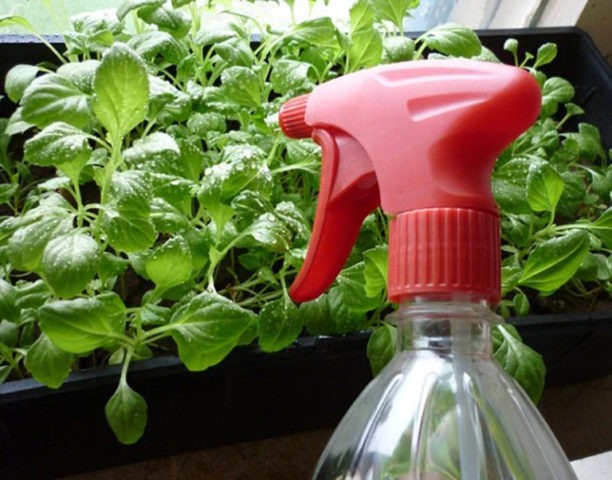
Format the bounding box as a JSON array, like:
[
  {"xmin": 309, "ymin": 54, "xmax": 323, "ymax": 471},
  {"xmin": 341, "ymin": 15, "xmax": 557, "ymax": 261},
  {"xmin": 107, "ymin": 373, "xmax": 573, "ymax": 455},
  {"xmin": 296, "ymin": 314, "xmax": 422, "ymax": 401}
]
[{"xmin": 278, "ymin": 59, "xmax": 577, "ymax": 479}]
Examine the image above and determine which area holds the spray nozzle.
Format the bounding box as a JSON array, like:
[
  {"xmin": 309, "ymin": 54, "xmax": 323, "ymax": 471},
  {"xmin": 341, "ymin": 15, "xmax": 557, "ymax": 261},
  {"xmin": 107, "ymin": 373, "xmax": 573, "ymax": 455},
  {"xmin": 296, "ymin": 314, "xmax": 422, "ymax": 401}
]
[{"xmin": 279, "ymin": 60, "xmax": 541, "ymax": 304}]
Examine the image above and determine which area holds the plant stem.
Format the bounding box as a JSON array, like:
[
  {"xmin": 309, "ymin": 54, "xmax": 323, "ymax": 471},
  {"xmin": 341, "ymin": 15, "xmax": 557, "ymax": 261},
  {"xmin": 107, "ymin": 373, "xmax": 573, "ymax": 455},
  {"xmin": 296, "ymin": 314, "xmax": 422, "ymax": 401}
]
[
  {"xmin": 143, "ymin": 322, "xmax": 179, "ymax": 342},
  {"xmin": 238, "ymin": 289, "xmax": 283, "ymax": 307},
  {"xmin": 1, "ymin": 351, "xmax": 23, "ymax": 379},
  {"xmin": 100, "ymin": 141, "xmax": 122, "ymax": 205},
  {"xmin": 119, "ymin": 347, "xmax": 134, "ymax": 386},
  {"xmin": 70, "ymin": 177, "xmax": 85, "ymax": 228},
  {"xmin": 271, "ymin": 161, "xmax": 318, "ymax": 175}
]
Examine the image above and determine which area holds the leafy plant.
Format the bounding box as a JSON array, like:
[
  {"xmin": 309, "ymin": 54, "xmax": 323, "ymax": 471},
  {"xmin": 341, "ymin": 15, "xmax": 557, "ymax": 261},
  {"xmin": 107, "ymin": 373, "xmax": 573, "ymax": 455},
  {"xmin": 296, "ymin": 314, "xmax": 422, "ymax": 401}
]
[
  {"xmin": 0, "ymin": 0, "xmax": 610, "ymax": 445},
  {"xmin": 495, "ymin": 40, "xmax": 611, "ymax": 318}
]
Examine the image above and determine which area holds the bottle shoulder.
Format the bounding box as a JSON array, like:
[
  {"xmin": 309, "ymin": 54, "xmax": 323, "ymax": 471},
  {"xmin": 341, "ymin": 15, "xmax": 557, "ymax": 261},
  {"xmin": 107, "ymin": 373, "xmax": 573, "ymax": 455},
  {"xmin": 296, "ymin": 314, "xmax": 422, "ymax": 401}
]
[{"xmin": 314, "ymin": 351, "xmax": 576, "ymax": 479}]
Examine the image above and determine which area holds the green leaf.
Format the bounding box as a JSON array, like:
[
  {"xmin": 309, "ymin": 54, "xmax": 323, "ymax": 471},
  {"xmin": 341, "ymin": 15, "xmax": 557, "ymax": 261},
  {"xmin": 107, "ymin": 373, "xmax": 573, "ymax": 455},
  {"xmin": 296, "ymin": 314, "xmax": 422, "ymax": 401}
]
[
  {"xmin": 215, "ymin": 37, "xmax": 254, "ymax": 67},
  {"xmin": 245, "ymin": 213, "xmax": 291, "ymax": 252},
  {"xmin": 371, "ymin": 0, "xmax": 419, "ymax": 30},
  {"xmin": 24, "ymin": 333, "xmax": 74, "ymax": 389},
  {"xmin": 220, "ymin": 66, "xmax": 261, "ymax": 109},
  {"xmin": 8, "ymin": 216, "xmax": 73, "ymax": 271},
  {"xmin": 526, "ymin": 160, "xmax": 564, "ymax": 213},
  {"xmin": 145, "ymin": 236, "xmax": 192, "ymax": 290},
  {"xmin": 591, "ymin": 167, "xmax": 612, "ymax": 200},
  {"xmin": 102, "ymin": 206, "xmax": 157, "ymax": 252},
  {"xmin": 576, "ymin": 253, "xmax": 610, "ymax": 282},
  {"xmin": 5, "ymin": 107, "xmax": 34, "ymax": 135},
  {"xmin": 199, "ymin": 144, "xmax": 267, "ymax": 206},
  {"xmin": 563, "ymin": 123, "xmax": 606, "ymax": 163},
  {"xmin": 176, "ymin": 139, "xmax": 206, "ymax": 182},
  {"xmin": 327, "ymin": 287, "xmax": 367, "ymax": 334},
  {"xmin": 5, "ymin": 64, "xmax": 38, "ymax": 103},
  {"xmin": 501, "ymin": 215, "xmax": 531, "ymax": 248},
  {"xmin": 107, "ymin": 170, "xmax": 152, "ymax": 214},
  {"xmin": 350, "ymin": 0, "xmax": 375, "ymax": 34},
  {"xmin": 151, "ymin": 198, "xmax": 190, "ymax": 233},
  {"xmin": 169, "ymin": 292, "xmax": 256, "ymax": 371},
  {"xmin": 15, "ymin": 280, "xmax": 51, "ymax": 310},
  {"xmin": 363, "ymin": 245, "xmax": 388, "ymax": 298},
  {"xmin": 286, "ymin": 139, "xmax": 320, "ymax": 165},
  {"xmin": 150, "ymin": 173, "xmax": 194, "ymax": 213},
  {"xmin": 421, "ymin": 23, "xmax": 482, "ymax": 58},
  {"xmin": 0, "ymin": 365, "xmax": 11, "ymax": 384},
  {"xmin": 270, "ymin": 59, "xmax": 312, "ymax": 95},
  {"xmin": 98, "ymin": 252, "xmax": 129, "ymax": 286},
  {"xmin": 257, "ymin": 298, "xmax": 301, "ymax": 352},
  {"xmin": 172, "ymin": 0, "xmax": 195, "ymax": 6},
  {"xmin": 349, "ymin": 31, "xmax": 383, "ymax": 72},
  {"xmin": 274, "ymin": 201, "xmax": 309, "ymax": 241},
  {"xmin": 519, "ymin": 230, "xmax": 590, "ymax": 292},
  {"xmin": 123, "ymin": 132, "xmax": 181, "ymax": 172},
  {"xmin": 542, "ymin": 77, "xmax": 574, "ymax": 103},
  {"xmin": 137, "ymin": 4, "xmax": 191, "ymax": 38},
  {"xmin": 512, "ymin": 291, "xmax": 530, "ymax": 316},
  {"xmin": 564, "ymin": 102, "xmax": 585, "ymax": 119},
  {"xmin": 0, "ymin": 117, "xmax": 9, "ymax": 160},
  {"xmin": 591, "ymin": 208, "xmax": 612, "ymax": 248},
  {"xmin": 494, "ymin": 324, "xmax": 545, "ymax": 402},
  {"xmin": 286, "ymin": 17, "xmax": 340, "ymax": 49},
  {"xmin": 206, "ymin": 205, "xmax": 235, "ymax": 243},
  {"xmin": 0, "ymin": 279, "xmax": 19, "ymax": 323},
  {"xmin": 57, "ymin": 60, "xmax": 100, "ymax": 94},
  {"xmin": 105, "ymin": 380, "xmax": 148, "ymax": 444},
  {"xmin": 0, "ymin": 319, "xmax": 18, "ymax": 346},
  {"xmin": 347, "ymin": 0, "xmax": 383, "ymax": 71},
  {"xmin": 503, "ymin": 38, "xmax": 518, "ymax": 56},
  {"xmin": 41, "ymin": 232, "xmax": 101, "ymax": 298},
  {"xmin": 116, "ymin": 0, "xmax": 164, "ymax": 21},
  {"xmin": 0, "ymin": 183, "xmax": 16, "ymax": 205},
  {"xmin": 300, "ymin": 295, "xmax": 332, "ymax": 336},
  {"xmin": 492, "ymin": 158, "xmax": 531, "ymax": 214},
  {"xmin": 183, "ymin": 227, "xmax": 210, "ymax": 275},
  {"xmin": 195, "ymin": 13, "xmax": 242, "ymax": 46},
  {"xmin": 559, "ymin": 171, "xmax": 587, "ymax": 212},
  {"xmin": 65, "ymin": 12, "xmax": 122, "ymax": 54},
  {"xmin": 336, "ymin": 262, "xmax": 381, "ymax": 312},
  {"xmin": 541, "ymin": 77, "xmax": 574, "ymax": 117},
  {"xmin": 39, "ymin": 293, "xmax": 126, "ymax": 354},
  {"xmin": 187, "ymin": 112, "xmax": 226, "ymax": 138},
  {"xmin": 93, "ymin": 43, "xmax": 149, "ymax": 143},
  {"xmin": 534, "ymin": 42, "xmax": 557, "ymax": 68},
  {"xmin": 21, "ymin": 73, "xmax": 91, "ymax": 130},
  {"xmin": 383, "ymin": 35, "xmax": 415, "ymax": 63},
  {"xmin": 139, "ymin": 303, "xmax": 172, "ymax": 327},
  {"xmin": 128, "ymin": 31, "xmax": 186, "ymax": 65},
  {"xmin": 0, "ymin": 15, "xmax": 38, "ymax": 33},
  {"xmin": 367, "ymin": 323, "xmax": 397, "ymax": 376},
  {"xmin": 24, "ymin": 122, "xmax": 91, "ymax": 177}
]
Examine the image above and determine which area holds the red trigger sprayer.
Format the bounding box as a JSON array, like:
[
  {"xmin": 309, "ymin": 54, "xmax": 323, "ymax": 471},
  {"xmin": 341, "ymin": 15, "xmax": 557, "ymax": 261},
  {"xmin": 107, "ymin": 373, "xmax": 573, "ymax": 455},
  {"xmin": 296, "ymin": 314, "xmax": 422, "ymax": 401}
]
[{"xmin": 279, "ymin": 60, "xmax": 577, "ymax": 480}]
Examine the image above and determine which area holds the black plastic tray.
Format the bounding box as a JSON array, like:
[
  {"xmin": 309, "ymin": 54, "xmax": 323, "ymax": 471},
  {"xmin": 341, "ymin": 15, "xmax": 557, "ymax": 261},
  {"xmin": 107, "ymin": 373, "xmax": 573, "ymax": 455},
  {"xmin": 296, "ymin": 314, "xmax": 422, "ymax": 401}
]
[
  {"xmin": 2, "ymin": 310, "xmax": 612, "ymax": 479},
  {"xmin": 0, "ymin": 27, "xmax": 611, "ymax": 479}
]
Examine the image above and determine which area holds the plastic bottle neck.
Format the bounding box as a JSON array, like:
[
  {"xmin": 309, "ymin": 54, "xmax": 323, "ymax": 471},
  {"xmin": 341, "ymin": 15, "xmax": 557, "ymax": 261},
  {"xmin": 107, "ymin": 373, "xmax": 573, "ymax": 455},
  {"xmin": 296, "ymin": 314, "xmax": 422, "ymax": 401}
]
[{"xmin": 388, "ymin": 295, "xmax": 502, "ymax": 357}]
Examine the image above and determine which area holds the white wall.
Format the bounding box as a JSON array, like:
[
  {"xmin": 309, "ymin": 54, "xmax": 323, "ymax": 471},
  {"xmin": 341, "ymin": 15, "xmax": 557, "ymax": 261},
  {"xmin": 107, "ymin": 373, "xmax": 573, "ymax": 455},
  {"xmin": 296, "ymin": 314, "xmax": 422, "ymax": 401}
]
[
  {"xmin": 448, "ymin": 0, "xmax": 610, "ymax": 64},
  {"xmin": 539, "ymin": 0, "xmax": 611, "ymax": 64}
]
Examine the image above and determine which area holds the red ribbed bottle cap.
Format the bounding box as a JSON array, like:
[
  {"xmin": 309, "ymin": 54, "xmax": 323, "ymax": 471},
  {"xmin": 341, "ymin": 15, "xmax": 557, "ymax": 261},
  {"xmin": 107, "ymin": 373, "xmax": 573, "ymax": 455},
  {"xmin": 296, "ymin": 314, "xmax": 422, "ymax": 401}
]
[
  {"xmin": 388, "ymin": 208, "xmax": 500, "ymax": 304},
  {"xmin": 279, "ymin": 94, "xmax": 312, "ymax": 139}
]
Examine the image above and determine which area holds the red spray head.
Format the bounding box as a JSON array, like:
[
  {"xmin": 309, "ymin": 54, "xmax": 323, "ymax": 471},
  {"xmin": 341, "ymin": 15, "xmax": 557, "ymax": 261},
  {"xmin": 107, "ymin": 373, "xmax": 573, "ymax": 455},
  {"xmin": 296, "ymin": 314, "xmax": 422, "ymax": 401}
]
[{"xmin": 279, "ymin": 60, "xmax": 541, "ymax": 304}]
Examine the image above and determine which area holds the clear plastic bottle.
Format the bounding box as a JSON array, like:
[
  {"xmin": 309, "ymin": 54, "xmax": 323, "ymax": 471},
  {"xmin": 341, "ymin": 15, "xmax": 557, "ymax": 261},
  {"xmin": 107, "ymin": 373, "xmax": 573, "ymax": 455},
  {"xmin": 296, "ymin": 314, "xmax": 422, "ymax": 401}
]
[
  {"xmin": 277, "ymin": 59, "xmax": 576, "ymax": 480},
  {"xmin": 313, "ymin": 296, "xmax": 577, "ymax": 480}
]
